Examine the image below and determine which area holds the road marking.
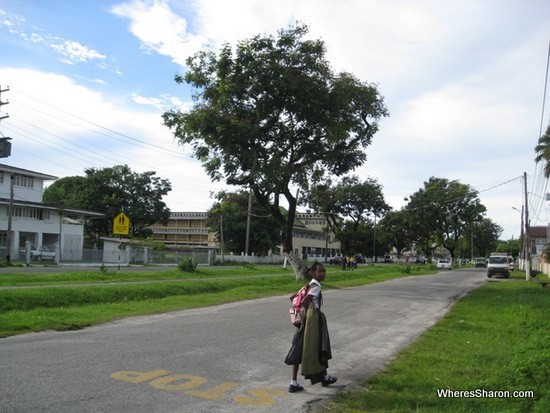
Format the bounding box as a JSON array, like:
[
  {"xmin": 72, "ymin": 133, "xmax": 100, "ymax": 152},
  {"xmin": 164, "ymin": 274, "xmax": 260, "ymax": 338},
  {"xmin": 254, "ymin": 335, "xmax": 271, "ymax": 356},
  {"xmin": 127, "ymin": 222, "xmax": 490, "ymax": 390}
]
[
  {"xmin": 149, "ymin": 374, "xmax": 208, "ymax": 391},
  {"xmin": 111, "ymin": 369, "xmax": 287, "ymax": 407}
]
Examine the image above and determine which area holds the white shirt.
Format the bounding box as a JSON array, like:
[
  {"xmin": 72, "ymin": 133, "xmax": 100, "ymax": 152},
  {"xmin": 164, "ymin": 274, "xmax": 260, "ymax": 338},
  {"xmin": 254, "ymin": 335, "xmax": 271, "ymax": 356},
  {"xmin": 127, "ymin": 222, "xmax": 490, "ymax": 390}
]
[{"xmin": 308, "ymin": 279, "xmax": 322, "ymax": 309}]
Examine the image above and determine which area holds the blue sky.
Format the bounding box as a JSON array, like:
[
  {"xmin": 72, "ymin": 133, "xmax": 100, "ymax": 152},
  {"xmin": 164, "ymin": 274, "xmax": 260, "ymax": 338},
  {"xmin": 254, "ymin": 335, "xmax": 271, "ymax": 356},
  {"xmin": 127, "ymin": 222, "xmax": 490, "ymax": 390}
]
[{"xmin": 1, "ymin": 0, "xmax": 549, "ymax": 241}]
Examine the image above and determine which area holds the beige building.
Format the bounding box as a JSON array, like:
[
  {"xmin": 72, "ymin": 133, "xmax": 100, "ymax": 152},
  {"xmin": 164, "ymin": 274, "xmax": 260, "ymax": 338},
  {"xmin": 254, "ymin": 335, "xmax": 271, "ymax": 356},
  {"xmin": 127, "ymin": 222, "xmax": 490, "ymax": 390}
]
[
  {"xmin": 291, "ymin": 212, "xmax": 341, "ymax": 259},
  {"xmin": 149, "ymin": 211, "xmax": 340, "ymax": 258},
  {"xmin": 148, "ymin": 212, "xmax": 217, "ymax": 250}
]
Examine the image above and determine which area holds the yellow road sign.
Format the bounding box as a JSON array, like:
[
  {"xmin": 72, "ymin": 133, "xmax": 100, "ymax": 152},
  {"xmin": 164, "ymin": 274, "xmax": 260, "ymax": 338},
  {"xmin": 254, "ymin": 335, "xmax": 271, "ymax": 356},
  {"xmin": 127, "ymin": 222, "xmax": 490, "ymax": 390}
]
[{"xmin": 113, "ymin": 212, "xmax": 130, "ymax": 235}]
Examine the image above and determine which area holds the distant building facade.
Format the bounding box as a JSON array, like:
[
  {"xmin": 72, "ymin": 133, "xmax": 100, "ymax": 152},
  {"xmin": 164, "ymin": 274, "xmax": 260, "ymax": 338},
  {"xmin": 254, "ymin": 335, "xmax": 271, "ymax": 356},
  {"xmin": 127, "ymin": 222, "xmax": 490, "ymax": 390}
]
[
  {"xmin": 148, "ymin": 212, "xmax": 217, "ymax": 251},
  {"xmin": 148, "ymin": 211, "xmax": 341, "ymax": 258},
  {"xmin": 0, "ymin": 163, "xmax": 103, "ymax": 261}
]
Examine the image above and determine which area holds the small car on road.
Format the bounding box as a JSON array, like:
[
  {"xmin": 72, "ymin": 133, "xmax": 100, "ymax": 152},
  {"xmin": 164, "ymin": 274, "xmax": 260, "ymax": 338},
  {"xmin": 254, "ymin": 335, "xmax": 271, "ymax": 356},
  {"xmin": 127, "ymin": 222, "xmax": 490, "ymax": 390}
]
[
  {"xmin": 436, "ymin": 259, "xmax": 452, "ymax": 270},
  {"xmin": 474, "ymin": 257, "xmax": 487, "ymax": 268}
]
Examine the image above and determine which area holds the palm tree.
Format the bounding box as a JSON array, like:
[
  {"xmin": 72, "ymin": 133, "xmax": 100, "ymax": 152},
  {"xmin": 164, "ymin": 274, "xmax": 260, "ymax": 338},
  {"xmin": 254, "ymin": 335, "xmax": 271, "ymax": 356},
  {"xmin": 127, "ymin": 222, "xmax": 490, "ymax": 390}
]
[{"xmin": 534, "ymin": 124, "xmax": 550, "ymax": 177}]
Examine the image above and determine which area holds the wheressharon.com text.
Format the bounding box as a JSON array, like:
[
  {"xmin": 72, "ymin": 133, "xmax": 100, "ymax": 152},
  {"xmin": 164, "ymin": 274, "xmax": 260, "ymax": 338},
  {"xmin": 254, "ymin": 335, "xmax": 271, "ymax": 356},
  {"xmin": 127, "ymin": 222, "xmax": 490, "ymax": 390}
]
[{"xmin": 437, "ymin": 388, "xmax": 534, "ymax": 399}]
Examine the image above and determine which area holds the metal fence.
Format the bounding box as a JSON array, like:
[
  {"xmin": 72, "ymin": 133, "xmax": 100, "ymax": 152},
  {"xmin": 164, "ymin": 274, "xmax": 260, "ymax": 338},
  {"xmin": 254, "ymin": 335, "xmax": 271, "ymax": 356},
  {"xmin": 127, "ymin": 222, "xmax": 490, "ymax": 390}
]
[{"xmin": 14, "ymin": 243, "xmax": 292, "ymax": 266}]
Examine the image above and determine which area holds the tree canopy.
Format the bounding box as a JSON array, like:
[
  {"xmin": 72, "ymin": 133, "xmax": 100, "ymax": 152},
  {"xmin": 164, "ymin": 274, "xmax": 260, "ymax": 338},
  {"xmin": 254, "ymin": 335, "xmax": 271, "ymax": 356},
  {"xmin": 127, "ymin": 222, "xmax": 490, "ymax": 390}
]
[
  {"xmin": 163, "ymin": 24, "xmax": 388, "ymax": 262},
  {"xmin": 377, "ymin": 210, "xmax": 416, "ymax": 259},
  {"xmin": 43, "ymin": 165, "xmax": 172, "ymax": 243},
  {"xmin": 206, "ymin": 191, "xmax": 281, "ymax": 256},
  {"xmin": 405, "ymin": 177, "xmax": 486, "ymax": 259},
  {"xmin": 534, "ymin": 124, "xmax": 550, "ymax": 176},
  {"xmin": 306, "ymin": 175, "xmax": 390, "ymax": 255}
]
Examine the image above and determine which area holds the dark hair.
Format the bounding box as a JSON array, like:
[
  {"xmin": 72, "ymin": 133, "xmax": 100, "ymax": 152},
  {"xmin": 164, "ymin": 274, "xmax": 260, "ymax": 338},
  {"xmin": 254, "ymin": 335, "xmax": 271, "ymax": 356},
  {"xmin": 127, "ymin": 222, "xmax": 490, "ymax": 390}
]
[{"xmin": 308, "ymin": 261, "xmax": 324, "ymax": 280}]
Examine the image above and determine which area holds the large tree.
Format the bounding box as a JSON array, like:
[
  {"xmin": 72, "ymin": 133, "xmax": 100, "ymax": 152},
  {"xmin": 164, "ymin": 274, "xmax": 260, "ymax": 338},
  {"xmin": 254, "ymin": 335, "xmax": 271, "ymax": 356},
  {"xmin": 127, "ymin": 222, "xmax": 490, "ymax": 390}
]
[
  {"xmin": 405, "ymin": 177, "xmax": 486, "ymax": 260},
  {"xmin": 206, "ymin": 191, "xmax": 281, "ymax": 256},
  {"xmin": 473, "ymin": 218, "xmax": 503, "ymax": 257},
  {"xmin": 43, "ymin": 165, "xmax": 172, "ymax": 243},
  {"xmin": 377, "ymin": 210, "xmax": 416, "ymax": 260},
  {"xmin": 306, "ymin": 175, "xmax": 390, "ymax": 255},
  {"xmin": 163, "ymin": 24, "xmax": 388, "ymax": 276}
]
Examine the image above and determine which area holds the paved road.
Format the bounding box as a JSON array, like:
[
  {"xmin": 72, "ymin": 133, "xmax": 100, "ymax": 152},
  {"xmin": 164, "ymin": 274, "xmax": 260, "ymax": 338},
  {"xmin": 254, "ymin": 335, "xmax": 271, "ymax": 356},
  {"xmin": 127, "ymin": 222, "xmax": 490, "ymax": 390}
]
[{"xmin": 0, "ymin": 268, "xmax": 488, "ymax": 412}]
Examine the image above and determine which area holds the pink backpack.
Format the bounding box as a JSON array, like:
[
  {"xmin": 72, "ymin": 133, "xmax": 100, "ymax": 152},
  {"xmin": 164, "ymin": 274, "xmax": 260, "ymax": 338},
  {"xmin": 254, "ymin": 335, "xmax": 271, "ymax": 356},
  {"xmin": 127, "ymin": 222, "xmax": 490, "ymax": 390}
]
[{"xmin": 289, "ymin": 284, "xmax": 310, "ymax": 326}]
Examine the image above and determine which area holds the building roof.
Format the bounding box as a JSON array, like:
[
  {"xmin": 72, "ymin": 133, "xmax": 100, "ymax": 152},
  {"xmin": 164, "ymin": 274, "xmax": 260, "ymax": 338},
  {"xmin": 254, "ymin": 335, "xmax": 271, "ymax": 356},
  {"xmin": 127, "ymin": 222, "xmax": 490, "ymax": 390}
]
[
  {"xmin": 0, "ymin": 198, "xmax": 104, "ymax": 217},
  {"xmin": 0, "ymin": 163, "xmax": 58, "ymax": 181},
  {"xmin": 528, "ymin": 226, "xmax": 548, "ymax": 239}
]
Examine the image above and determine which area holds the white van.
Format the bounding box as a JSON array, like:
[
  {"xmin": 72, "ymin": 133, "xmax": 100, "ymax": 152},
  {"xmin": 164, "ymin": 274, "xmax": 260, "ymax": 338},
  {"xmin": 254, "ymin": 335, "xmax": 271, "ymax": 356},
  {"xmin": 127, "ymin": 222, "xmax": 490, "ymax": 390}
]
[{"xmin": 487, "ymin": 253, "xmax": 510, "ymax": 278}]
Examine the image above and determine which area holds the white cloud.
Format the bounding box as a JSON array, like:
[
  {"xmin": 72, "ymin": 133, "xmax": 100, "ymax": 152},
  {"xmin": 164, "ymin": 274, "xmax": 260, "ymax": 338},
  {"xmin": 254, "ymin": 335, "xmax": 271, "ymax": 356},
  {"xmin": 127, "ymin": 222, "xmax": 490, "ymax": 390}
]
[
  {"xmin": 50, "ymin": 40, "xmax": 106, "ymax": 64},
  {"xmin": 110, "ymin": 0, "xmax": 207, "ymax": 67}
]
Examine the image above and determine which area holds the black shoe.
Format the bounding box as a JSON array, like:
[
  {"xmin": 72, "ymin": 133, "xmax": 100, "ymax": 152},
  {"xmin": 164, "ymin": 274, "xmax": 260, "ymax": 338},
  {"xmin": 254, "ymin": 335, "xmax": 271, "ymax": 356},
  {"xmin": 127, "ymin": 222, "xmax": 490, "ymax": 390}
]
[
  {"xmin": 322, "ymin": 375, "xmax": 337, "ymax": 387},
  {"xmin": 309, "ymin": 375, "xmax": 323, "ymax": 385},
  {"xmin": 288, "ymin": 384, "xmax": 304, "ymax": 393}
]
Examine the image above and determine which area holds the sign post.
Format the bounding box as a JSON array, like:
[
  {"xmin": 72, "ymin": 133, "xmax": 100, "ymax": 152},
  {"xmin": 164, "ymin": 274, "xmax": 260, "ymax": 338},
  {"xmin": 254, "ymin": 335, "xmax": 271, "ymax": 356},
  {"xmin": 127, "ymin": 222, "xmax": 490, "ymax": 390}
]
[{"xmin": 113, "ymin": 212, "xmax": 130, "ymax": 270}]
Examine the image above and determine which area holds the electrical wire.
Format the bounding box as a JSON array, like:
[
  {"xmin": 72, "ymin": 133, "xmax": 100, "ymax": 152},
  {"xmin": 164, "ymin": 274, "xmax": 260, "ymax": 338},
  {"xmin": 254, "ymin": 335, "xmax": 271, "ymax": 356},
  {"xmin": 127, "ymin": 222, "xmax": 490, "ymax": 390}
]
[{"xmin": 529, "ymin": 40, "xmax": 550, "ymax": 227}]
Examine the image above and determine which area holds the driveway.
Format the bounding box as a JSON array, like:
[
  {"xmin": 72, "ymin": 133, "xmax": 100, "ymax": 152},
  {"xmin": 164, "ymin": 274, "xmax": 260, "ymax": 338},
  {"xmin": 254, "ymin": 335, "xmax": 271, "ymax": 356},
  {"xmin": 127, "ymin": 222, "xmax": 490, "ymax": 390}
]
[{"xmin": 0, "ymin": 268, "xmax": 487, "ymax": 412}]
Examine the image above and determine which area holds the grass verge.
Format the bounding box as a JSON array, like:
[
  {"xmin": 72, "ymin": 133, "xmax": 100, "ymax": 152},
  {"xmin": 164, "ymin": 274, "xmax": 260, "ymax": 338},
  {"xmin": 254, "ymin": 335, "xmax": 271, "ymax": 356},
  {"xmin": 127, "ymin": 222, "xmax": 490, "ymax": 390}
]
[
  {"xmin": 322, "ymin": 277, "xmax": 550, "ymax": 412},
  {"xmin": 0, "ymin": 263, "xmax": 431, "ymax": 337}
]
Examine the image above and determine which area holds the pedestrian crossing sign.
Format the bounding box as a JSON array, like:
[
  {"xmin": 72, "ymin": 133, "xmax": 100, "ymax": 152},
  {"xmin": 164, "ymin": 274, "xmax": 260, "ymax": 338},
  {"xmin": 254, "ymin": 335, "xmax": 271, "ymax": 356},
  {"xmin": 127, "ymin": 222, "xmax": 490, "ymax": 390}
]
[{"xmin": 113, "ymin": 212, "xmax": 130, "ymax": 235}]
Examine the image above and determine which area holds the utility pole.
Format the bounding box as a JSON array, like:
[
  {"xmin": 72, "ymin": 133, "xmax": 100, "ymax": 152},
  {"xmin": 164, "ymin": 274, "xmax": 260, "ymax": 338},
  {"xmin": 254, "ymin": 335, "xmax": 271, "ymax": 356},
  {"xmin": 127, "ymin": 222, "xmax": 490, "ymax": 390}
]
[
  {"xmin": 6, "ymin": 175, "xmax": 14, "ymax": 263},
  {"xmin": 0, "ymin": 85, "xmax": 11, "ymax": 158},
  {"xmin": 0, "ymin": 85, "xmax": 9, "ymax": 121},
  {"xmin": 524, "ymin": 172, "xmax": 531, "ymax": 280},
  {"xmin": 219, "ymin": 214, "xmax": 224, "ymax": 263},
  {"xmin": 245, "ymin": 190, "xmax": 252, "ymax": 256}
]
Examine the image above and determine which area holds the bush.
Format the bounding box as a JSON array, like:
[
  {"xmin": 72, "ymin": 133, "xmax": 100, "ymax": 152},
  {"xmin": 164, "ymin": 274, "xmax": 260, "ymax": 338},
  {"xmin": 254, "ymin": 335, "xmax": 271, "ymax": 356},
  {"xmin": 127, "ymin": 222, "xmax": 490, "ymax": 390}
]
[
  {"xmin": 242, "ymin": 262, "xmax": 256, "ymax": 270},
  {"xmin": 399, "ymin": 265, "xmax": 411, "ymax": 274},
  {"xmin": 178, "ymin": 258, "xmax": 197, "ymax": 272}
]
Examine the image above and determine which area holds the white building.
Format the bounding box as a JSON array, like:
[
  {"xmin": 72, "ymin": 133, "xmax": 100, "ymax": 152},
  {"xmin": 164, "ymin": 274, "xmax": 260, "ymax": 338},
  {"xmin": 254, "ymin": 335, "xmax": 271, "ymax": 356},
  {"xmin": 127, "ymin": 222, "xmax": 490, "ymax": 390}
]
[{"xmin": 0, "ymin": 164, "xmax": 103, "ymax": 261}]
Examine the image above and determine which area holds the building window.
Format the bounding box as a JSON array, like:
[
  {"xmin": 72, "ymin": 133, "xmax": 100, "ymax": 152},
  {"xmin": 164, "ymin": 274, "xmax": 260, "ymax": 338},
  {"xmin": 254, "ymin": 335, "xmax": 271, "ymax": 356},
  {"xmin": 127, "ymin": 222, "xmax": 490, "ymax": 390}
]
[
  {"xmin": 14, "ymin": 174, "xmax": 35, "ymax": 188},
  {"xmin": 12, "ymin": 207, "xmax": 49, "ymax": 220}
]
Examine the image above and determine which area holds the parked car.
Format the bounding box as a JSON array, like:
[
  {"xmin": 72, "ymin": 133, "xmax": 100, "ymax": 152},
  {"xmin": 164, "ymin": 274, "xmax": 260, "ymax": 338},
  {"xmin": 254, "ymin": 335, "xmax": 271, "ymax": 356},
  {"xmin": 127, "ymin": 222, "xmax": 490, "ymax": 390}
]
[
  {"xmin": 354, "ymin": 254, "xmax": 366, "ymax": 264},
  {"xmin": 474, "ymin": 257, "xmax": 487, "ymax": 268},
  {"xmin": 329, "ymin": 256, "xmax": 343, "ymax": 265},
  {"xmin": 436, "ymin": 259, "xmax": 452, "ymax": 270},
  {"xmin": 415, "ymin": 256, "xmax": 426, "ymax": 264},
  {"xmin": 508, "ymin": 256, "xmax": 514, "ymax": 271},
  {"xmin": 30, "ymin": 246, "xmax": 56, "ymax": 261},
  {"xmin": 383, "ymin": 255, "xmax": 393, "ymax": 263}
]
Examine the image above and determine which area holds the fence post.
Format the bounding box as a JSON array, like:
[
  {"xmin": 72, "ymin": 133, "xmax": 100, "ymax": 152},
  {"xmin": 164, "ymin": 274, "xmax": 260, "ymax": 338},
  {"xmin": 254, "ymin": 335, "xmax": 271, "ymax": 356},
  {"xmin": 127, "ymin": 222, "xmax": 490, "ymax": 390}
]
[
  {"xmin": 54, "ymin": 243, "xmax": 60, "ymax": 264},
  {"xmin": 25, "ymin": 240, "xmax": 31, "ymax": 264}
]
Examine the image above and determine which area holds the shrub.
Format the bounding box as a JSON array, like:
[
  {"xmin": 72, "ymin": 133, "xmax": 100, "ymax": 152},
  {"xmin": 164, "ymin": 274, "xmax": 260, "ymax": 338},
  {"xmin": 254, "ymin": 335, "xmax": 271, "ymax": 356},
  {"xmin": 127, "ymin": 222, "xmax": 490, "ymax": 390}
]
[{"xmin": 178, "ymin": 258, "xmax": 197, "ymax": 272}]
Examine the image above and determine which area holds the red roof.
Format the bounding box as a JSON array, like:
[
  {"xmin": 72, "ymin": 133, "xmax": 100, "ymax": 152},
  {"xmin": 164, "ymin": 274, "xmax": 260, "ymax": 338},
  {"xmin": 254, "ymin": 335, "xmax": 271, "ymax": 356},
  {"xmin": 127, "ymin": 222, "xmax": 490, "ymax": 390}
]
[{"xmin": 527, "ymin": 226, "xmax": 548, "ymax": 239}]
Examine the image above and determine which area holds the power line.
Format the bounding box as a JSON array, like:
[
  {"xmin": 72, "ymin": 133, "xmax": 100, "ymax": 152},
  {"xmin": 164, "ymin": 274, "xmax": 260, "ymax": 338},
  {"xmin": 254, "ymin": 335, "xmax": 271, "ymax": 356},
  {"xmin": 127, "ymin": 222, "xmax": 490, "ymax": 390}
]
[{"xmin": 529, "ymin": 40, "xmax": 550, "ymax": 225}]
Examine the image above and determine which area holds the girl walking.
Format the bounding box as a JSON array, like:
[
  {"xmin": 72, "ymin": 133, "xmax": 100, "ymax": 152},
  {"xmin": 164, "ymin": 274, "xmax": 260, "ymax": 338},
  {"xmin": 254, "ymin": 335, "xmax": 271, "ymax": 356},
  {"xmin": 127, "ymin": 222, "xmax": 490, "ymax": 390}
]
[{"xmin": 285, "ymin": 262, "xmax": 337, "ymax": 392}]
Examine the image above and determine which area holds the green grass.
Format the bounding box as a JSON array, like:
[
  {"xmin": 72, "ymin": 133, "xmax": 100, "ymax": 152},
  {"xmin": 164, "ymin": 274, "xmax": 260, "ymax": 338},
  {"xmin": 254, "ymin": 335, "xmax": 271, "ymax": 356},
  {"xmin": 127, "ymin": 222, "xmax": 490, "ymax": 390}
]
[
  {"xmin": 0, "ymin": 263, "xmax": 431, "ymax": 337},
  {"xmin": 323, "ymin": 275, "xmax": 550, "ymax": 413}
]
